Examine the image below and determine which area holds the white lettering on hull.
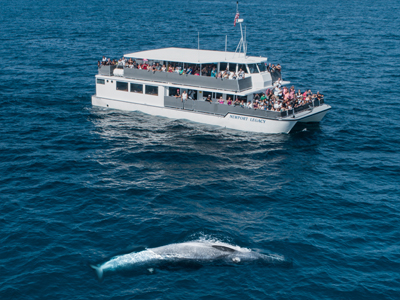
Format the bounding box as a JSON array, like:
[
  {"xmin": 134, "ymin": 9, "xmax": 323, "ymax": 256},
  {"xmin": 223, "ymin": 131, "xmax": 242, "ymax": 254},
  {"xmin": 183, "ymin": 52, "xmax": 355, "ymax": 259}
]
[{"xmin": 229, "ymin": 115, "xmax": 266, "ymax": 124}]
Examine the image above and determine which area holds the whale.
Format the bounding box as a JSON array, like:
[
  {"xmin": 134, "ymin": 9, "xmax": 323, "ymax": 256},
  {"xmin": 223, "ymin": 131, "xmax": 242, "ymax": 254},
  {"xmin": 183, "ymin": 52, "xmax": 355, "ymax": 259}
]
[{"xmin": 90, "ymin": 241, "xmax": 287, "ymax": 280}]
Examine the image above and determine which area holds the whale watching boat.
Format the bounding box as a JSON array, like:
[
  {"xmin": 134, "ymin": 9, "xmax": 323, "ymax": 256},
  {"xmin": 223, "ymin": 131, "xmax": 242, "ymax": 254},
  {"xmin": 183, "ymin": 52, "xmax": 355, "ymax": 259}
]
[{"xmin": 92, "ymin": 8, "xmax": 330, "ymax": 134}]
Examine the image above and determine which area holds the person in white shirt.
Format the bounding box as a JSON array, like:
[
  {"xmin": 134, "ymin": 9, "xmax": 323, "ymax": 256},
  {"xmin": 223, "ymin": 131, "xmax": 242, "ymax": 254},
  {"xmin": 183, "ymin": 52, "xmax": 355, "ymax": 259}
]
[
  {"xmin": 181, "ymin": 90, "xmax": 188, "ymax": 102},
  {"xmin": 238, "ymin": 68, "xmax": 245, "ymax": 79},
  {"xmin": 274, "ymin": 86, "xmax": 282, "ymax": 98},
  {"xmin": 117, "ymin": 58, "xmax": 123, "ymax": 68},
  {"xmin": 274, "ymin": 78, "xmax": 282, "ymax": 88}
]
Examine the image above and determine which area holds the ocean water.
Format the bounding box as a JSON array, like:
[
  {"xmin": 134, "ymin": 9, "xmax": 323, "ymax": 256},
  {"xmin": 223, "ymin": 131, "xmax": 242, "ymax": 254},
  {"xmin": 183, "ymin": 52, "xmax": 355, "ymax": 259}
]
[{"xmin": 1, "ymin": 0, "xmax": 400, "ymax": 299}]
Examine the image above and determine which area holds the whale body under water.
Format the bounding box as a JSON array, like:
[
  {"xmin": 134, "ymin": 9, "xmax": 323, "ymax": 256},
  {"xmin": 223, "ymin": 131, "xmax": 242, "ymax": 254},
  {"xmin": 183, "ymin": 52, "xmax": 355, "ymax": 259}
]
[{"xmin": 90, "ymin": 241, "xmax": 288, "ymax": 280}]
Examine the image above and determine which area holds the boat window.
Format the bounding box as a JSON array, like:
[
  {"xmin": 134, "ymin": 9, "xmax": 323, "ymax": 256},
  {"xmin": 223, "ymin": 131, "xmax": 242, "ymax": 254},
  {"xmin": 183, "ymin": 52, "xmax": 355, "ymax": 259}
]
[
  {"xmin": 145, "ymin": 85, "xmax": 158, "ymax": 96},
  {"xmin": 228, "ymin": 63, "xmax": 237, "ymax": 73},
  {"xmin": 116, "ymin": 81, "xmax": 128, "ymax": 91},
  {"xmin": 97, "ymin": 78, "xmax": 105, "ymax": 84},
  {"xmin": 188, "ymin": 89, "xmax": 197, "ymax": 100},
  {"xmin": 214, "ymin": 92, "xmax": 223, "ymax": 100},
  {"xmin": 169, "ymin": 87, "xmax": 181, "ymax": 97},
  {"xmin": 237, "ymin": 95, "xmax": 248, "ymax": 102},
  {"xmin": 208, "ymin": 63, "xmax": 218, "ymax": 76},
  {"xmin": 248, "ymin": 64, "xmax": 259, "ymax": 74},
  {"xmin": 130, "ymin": 83, "xmax": 143, "ymax": 93},
  {"xmin": 257, "ymin": 62, "xmax": 267, "ymax": 72},
  {"xmin": 226, "ymin": 94, "xmax": 235, "ymax": 101},
  {"xmin": 201, "ymin": 90, "xmax": 212, "ymax": 100},
  {"xmin": 237, "ymin": 64, "xmax": 248, "ymax": 73},
  {"xmin": 219, "ymin": 62, "xmax": 228, "ymax": 72}
]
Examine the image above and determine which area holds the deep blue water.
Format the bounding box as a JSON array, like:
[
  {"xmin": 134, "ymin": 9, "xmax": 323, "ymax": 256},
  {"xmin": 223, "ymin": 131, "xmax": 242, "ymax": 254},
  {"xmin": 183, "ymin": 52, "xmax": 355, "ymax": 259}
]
[{"xmin": 1, "ymin": 0, "xmax": 400, "ymax": 299}]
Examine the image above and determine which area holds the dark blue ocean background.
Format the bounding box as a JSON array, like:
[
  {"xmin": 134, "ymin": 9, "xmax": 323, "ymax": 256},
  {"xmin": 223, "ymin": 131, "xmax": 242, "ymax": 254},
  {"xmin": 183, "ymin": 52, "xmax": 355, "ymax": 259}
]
[{"xmin": 1, "ymin": 0, "xmax": 400, "ymax": 299}]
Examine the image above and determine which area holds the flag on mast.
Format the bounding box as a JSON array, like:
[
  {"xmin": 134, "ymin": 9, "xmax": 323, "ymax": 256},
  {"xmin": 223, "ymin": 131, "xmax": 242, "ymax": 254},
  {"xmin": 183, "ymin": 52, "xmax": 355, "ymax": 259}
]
[
  {"xmin": 234, "ymin": 12, "xmax": 240, "ymax": 26},
  {"xmin": 234, "ymin": 2, "xmax": 240, "ymax": 26}
]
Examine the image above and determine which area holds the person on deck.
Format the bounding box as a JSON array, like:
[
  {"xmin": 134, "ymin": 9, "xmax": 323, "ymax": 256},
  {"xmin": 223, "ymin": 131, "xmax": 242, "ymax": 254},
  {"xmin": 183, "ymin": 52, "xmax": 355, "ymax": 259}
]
[
  {"xmin": 211, "ymin": 67, "xmax": 217, "ymax": 77},
  {"xmin": 181, "ymin": 90, "xmax": 188, "ymax": 102},
  {"xmin": 238, "ymin": 68, "xmax": 245, "ymax": 79}
]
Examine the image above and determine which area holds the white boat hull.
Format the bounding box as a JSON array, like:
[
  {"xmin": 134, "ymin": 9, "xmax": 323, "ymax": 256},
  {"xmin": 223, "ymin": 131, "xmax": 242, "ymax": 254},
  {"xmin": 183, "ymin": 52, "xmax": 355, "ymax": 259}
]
[
  {"xmin": 92, "ymin": 96, "xmax": 298, "ymax": 134},
  {"xmin": 295, "ymin": 105, "xmax": 331, "ymax": 123}
]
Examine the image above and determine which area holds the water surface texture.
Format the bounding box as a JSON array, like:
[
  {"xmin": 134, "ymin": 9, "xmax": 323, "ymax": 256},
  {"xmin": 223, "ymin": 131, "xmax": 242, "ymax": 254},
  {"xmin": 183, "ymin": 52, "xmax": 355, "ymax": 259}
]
[{"xmin": 1, "ymin": 0, "xmax": 400, "ymax": 299}]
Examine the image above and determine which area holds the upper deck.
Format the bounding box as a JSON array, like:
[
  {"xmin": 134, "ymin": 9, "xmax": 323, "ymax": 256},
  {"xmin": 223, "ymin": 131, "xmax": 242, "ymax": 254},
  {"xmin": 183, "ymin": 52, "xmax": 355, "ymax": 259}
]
[
  {"xmin": 99, "ymin": 47, "xmax": 282, "ymax": 93},
  {"xmin": 124, "ymin": 47, "xmax": 267, "ymax": 65}
]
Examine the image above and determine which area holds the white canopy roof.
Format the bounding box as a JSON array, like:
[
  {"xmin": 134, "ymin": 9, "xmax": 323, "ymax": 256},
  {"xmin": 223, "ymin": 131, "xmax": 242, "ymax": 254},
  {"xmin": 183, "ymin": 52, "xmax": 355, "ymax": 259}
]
[{"xmin": 124, "ymin": 47, "xmax": 267, "ymax": 64}]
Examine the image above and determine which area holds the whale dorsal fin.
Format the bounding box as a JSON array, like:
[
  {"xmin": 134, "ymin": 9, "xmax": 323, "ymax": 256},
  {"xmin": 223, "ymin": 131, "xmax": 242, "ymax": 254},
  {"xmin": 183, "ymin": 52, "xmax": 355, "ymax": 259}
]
[{"xmin": 212, "ymin": 245, "xmax": 235, "ymax": 252}]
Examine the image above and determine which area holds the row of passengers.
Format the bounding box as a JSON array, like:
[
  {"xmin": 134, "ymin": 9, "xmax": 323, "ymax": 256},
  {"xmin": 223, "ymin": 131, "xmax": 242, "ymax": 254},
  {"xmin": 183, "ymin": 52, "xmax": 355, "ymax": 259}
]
[
  {"xmin": 202, "ymin": 87, "xmax": 323, "ymax": 111},
  {"xmin": 100, "ymin": 56, "xmax": 246, "ymax": 79},
  {"xmin": 203, "ymin": 95, "xmax": 291, "ymax": 112},
  {"xmin": 267, "ymin": 85, "xmax": 324, "ymax": 102},
  {"xmin": 204, "ymin": 95, "xmax": 305, "ymax": 112},
  {"xmin": 132, "ymin": 61, "xmax": 246, "ymax": 80},
  {"xmin": 266, "ymin": 63, "xmax": 282, "ymax": 73},
  {"xmin": 99, "ymin": 56, "xmax": 135, "ymax": 67},
  {"xmin": 252, "ymin": 89, "xmax": 324, "ymax": 111}
]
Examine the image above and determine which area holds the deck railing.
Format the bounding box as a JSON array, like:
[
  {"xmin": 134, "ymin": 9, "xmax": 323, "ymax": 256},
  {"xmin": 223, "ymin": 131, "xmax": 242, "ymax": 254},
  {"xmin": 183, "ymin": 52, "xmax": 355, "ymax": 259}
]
[
  {"xmin": 98, "ymin": 65, "xmax": 116, "ymax": 76},
  {"xmin": 164, "ymin": 97, "xmax": 325, "ymax": 120},
  {"xmin": 98, "ymin": 66, "xmax": 252, "ymax": 92},
  {"xmin": 164, "ymin": 96, "xmax": 282, "ymax": 119}
]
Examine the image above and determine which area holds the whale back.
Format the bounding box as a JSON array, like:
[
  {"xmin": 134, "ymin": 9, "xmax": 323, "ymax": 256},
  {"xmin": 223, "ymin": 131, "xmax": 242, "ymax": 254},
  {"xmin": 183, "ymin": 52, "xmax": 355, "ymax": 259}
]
[
  {"xmin": 149, "ymin": 242, "xmax": 232, "ymax": 260},
  {"xmin": 211, "ymin": 245, "xmax": 236, "ymax": 252}
]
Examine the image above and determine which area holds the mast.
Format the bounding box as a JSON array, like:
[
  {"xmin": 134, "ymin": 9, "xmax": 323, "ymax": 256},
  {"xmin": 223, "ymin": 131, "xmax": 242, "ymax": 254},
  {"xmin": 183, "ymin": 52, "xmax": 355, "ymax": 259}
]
[{"xmin": 234, "ymin": 2, "xmax": 246, "ymax": 57}]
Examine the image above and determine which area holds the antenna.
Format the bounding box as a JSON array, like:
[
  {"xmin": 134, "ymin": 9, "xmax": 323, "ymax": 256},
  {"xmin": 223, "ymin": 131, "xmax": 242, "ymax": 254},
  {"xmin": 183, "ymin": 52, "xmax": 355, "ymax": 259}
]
[
  {"xmin": 244, "ymin": 25, "xmax": 247, "ymax": 56},
  {"xmin": 234, "ymin": 2, "xmax": 246, "ymax": 57},
  {"xmin": 225, "ymin": 35, "xmax": 227, "ymax": 60}
]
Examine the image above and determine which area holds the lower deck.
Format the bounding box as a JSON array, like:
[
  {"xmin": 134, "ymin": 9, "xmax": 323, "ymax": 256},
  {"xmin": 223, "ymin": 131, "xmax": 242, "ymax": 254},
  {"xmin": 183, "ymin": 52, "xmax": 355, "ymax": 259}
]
[
  {"xmin": 92, "ymin": 95, "xmax": 330, "ymax": 134},
  {"xmin": 94, "ymin": 74, "xmax": 330, "ymax": 134}
]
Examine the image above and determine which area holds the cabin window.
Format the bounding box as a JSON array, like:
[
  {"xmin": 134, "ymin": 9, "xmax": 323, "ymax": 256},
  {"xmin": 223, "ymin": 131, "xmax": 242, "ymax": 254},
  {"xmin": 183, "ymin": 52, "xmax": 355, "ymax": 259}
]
[
  {"xmin": 188, "ymin": 90, "xmax": 197, "ymax": 100},
  {"xmin": 130, "ymin": 83, "xmax": 143, "ymax": 93},
  {"xmin": 219, "ymin": 62, "xmax": 228, "ymax": 72},
  {"xmin": 202, "ymin": 90, "xmax": 212, "ymax": 100},
  {"xmin": 228, "ymin": 63, "xmax": 237, "ymax": 73},
  {"xmin": 237, "ymin": 64, "xmax": 248, "ymax": 73},
  {"xmin": 207, "ymin": 63, "xmax": 218, "ymax": 76},
  {"xmin": 145, "ymin": 85, "xmax": 158, "ymax": 96},
  {"xmin": 226, "ymin": 94, "xmax": 235, "ymax": 101},
  {"xmin": 97, "ymin": 78, "xmax": 105, "ymax": 84},
  {"xmin": 188, "ymin": 89, "xmax": 197, "ymax": 100},
  {"xmin": 257, "ymin": 62, "xmax": 267, "ymax": 72},
  {"xmin": 116, "ymin": 81, "xmax": 128, "ymax": 91},
  {"xmin": 237, "ymin": 95, "xmax": 248, "ymax": 102},
  {"xmin": 169, "ymin": 87, "xmax": 181, "ymax": 97},
  {"xmin": 214, "ymin": 92, "xmax": 223, "ymax": 100},
  {"xmin": 248, "ymin": 64, "xmax": 259, "ymax": 74}
]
